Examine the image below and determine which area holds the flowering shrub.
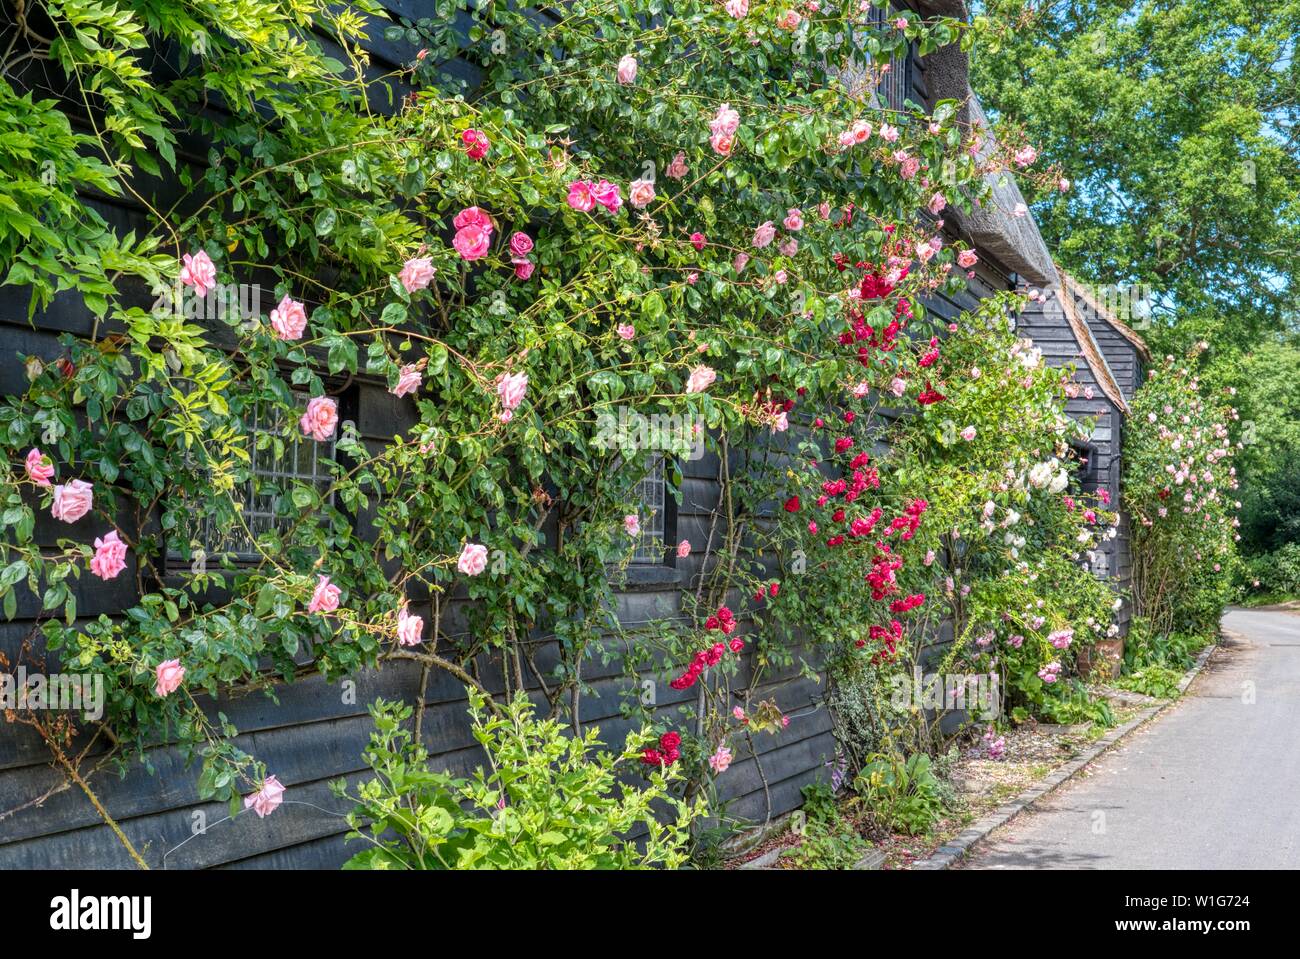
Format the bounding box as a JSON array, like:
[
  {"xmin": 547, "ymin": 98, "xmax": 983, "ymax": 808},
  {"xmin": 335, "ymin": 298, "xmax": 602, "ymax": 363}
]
[
  {"xmin": 0, "ymin": 0, "xmax": 1084, "ymax": 861},
  {"xmin": 1126, "ymin": 346, "xmax": 1241, "ymax": 635},
  {"xmin": 336, "ymin": 691, "xmax": 698, "ymax": 869}
]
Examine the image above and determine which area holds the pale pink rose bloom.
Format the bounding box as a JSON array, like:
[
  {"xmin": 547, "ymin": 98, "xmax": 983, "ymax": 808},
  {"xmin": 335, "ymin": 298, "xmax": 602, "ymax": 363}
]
[
  {"xmin": 733, "ymin": 252, "xmax": 749, "ymax": 274},
  {"xmin": 773, "ymin": 411, "xmax": 789, "ymax": 432},
  {"xmin": 300, "ymin": 396, "xmax": 338, "ymax": 442},
  {"xmin": 509, "ymin": 231, "xmax": 533, "ymax": 256},
  {"xmin": 818, "ymin": 201, "xmax": 831, "ymax": 219},
  {"xmin": 879, "ymin": 124, "xmax": 899, "ymax": 142},
  {"xmin": 957, "ymin": 249, "xmax": 978, "ymax": 268},
  {"xmin": 1058, "ymin": 177, "xmax": 1071, "ymax": 192},
  {"xmin": 894, "ymin": 17, "xmax": 908, "ymax": 29},
  {"xmin": 1013, "ymin": 202, "xmax": 1028, "ymax": 217},
  {"xmin": 623, "ymin": 514, "xmax": 640, "ymax": 537},
  {"xmin": 852, "ymin": 381, "xmax": 870, "ymax": 398},
  {"xmin": 665, "ymin": 151, "xmax": 688, "ymax": 179},
  {"xmin": 617, "ymin": 54, "xmax": 638, "ymax": 84},
  {"xmin": 685, "ymin": 364, "xmax": 717, "ymax": 394},
  {"xmin": 924, "ymin": 549, "xmax": 936, "ymax": 566},
  {"xmin": 453, "ymin": 224, "xmax": 492, "ymax": 260},
  {"xmin": 776, "ymin": 9, "xmax": 801, "ymax": 29},
  {"xmin": 499, "ymin": 409, "xmax": 514, "ymax": 424},
  {"xmin": 567, "ymin": 180, "xmax": 595, "ymax": 211},
  {"xmin": 512, "ymin": 257, "xmax": 535, "ymax": 280},
  {"xmin": 752, "ymin": 221, "xmax": 776, "ymax": 248},
  {"xmin": 497, "ymin": 372, "xmax": 528, "ymax": 410},
  {"xmin": 928, "ymin": 192, "xmax": 947, "ymax": 215},
  {"xmin": 628, "ymin": 178, "xmax": 656, "ymax": 208},
  {"xmin": 398, "ymin": 257, "xmax": 436, "ymax": 293},
  {"xmin": 90, "ymin": 530, "xmax": 128, "ymax": 580},
  {"xmin": 899, "ymin": 156, "xmax": 920, "ymax": 179},
  {"xmin": 25, "ymin": 448, "xmax": 54, "ymax": 487},
  {"xmin": 1013, "ymin": 145, "xmax": 1038, "ymax": 168},
  {"xmin": 244, "ymin": 775, "xmax": 286, "ymax": 818},
  {"xmin": 725, "ymin": 0, "xmax": 748, "ymax": 16},
  {"xmin": 773, "ymin": 269, "xmax": 788, "ymax": 285},
  {"xmin": 733, "ymin": 706, "xmax": 745, "ymax": 720},
  {"xmin": 397, "ymin": 606, "xmax": 424, "ymax": 646},
  {"xmin": 928, "ymin": 122, "xmax": 942, "ymax": 134},
  {"xmin": 676, "ymin": 539, "xmax": 691, "ymax": 558},
  {"xmin": 51, "ymin": 479, "xmax": 93, "ymax": 523},
  {"xmin": 889, "ymin": 377, "xmax": 907, "ymax": 397},
  {"xmin": 783, "ymin": 208, "xmax": 804, "ymax": 231},
  {"xmin": 960, "ymin": 426, "xmax": 976, "ymax": 441},
  {"xmin": 591, "ymin": 179, "xmax": 623, "ymax": 212},
  {"xmin": 838, "ymin": 129, "xmax": 857, "ymax": 148},
  {"xmin": 179, "ymin": 250, "xmax": 216, "ymax": 298},
  {"xmin": 709, "ymin": 745, "xmax": 733, "ymax": 773},
  {"xmin": 710, "ymin": 103, "xmax": 740, "ymax": 137},
  {"xmin": 391, "ymin": 364, "xmax": 422, "ymax": 398},
  {"xmin": 458, "ymin": 543, "xmax": 489, "ymax": 576},
  {"xmin": 308, "ymin": 574, "xmax": 341, "ymax": 614},
  {"xmin": 269, "ymin": 294, "xmax": 308, "ymax": 340},
  {"xmin": 616, "ymin": 323, "xmax": 636, "ymax": 340},
  {"xmin": 779, "ymin": 238, "xmax": 798, "ymax": 257},
  {"xmin": 710, "ymin": 131, "xmax": 734, "ymax": 156},
  {"xmin": 154, "ymin": 659, "xmax": 185, "ymax": 698}
]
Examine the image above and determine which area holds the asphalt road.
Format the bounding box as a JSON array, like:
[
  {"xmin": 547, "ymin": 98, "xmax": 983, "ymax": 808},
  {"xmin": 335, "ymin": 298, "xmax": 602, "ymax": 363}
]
[{"xmin": 963, "ymin": 607, "xmax": 1300, "ymax": 869}]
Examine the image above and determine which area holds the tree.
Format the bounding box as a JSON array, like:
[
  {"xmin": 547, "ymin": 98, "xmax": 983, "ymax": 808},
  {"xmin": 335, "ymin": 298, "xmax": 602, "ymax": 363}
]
[{"xmin": 974, "ymin": 0, "xmax": 1300, "ymax": 352}]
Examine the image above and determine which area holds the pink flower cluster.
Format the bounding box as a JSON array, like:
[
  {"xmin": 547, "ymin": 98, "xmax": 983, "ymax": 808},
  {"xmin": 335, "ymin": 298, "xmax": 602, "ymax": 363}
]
[
  {"xmin": 566, "ymin": 179, "xmax": 623, "ymax": 213},
  {"xmin": 452, "ymin": 206, "xmax": 494, "ymax": 261}
]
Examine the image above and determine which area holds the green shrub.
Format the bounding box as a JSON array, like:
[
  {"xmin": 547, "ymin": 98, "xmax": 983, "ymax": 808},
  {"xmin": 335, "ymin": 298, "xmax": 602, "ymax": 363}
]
[{"xmin": 336, "ymin": 691, "xmax": 698, "ymax": 869}]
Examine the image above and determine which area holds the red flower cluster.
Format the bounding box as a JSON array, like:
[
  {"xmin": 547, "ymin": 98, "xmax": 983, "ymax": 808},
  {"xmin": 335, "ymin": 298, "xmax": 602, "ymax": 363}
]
[
  {"xmin": 918, "ymin": 336, "xmax": 940, "ymax": 368},
  {"xmin": 753, "ymin": 581, "xmax": 780, "ymax": 602},
  {"xmin": 867, "ymin": 546, "xmax": 904, "ymax": 600},
  {"xmin": 671, "ymin": 607, "xmax": 745, "ymax": 690},
  {"xmin": 641, "ymin": 730, "xmax": 681, "ymax": 766},
  {"xmin": 917, "ymin": 382, "xmax": 946, "ymax": 405},
  {"xmin": 883, "ymin": 498, "xmax": 928, "ymax": 541},
  {"xmin": 867, "ymin": 620, "xmax": 904, "ymax": 663},
  {"xmin": 889, "ymin": 592, "xmax": 926, "ymax": 613}
]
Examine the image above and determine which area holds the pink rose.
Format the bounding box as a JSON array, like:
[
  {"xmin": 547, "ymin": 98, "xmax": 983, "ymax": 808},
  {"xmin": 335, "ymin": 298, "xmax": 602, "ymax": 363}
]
[
  {"xmin": 960, "ymin": 426, "xmax": 976, "ymax": 441},
  {"xmin": 665, "ymin": 151, "xmax": 688, "ymax": 179},
  {"xmin": 879, "ymin": 124, "xmax": 899, "ymax": 142},
  {"xmin": 299, "ymin": 396, "xmax": 338, "ymax": 442},
  {"xmin": 397, "ymin": 606, "xmax": 424, "ymax": 646},
  {"xmin": 244, "ymin": 775, "xmax": 286, "ymax": 818},
  {"xmin": 453, "ymin": 206, "xmax": 493, "ymax": 231},
  {"xmin": 391, "ymin": 364, "xmax": 422, "ymax": 398},
  {"xmin": 889, "ymin": 377, "xmax": 907, "ymax": 397},
  {"xmin": 1013, "ymin": 145, "xmax": 1038, "ymax": 168},
  {"xmin": 779, "ymin": 238, "xmax": 798, "ymax": 257},
  {"xmin": 957, "ymin": 249, "xmax": 978, "ymax": 269},
  {"xmin": 617, "ymin": 54, "xmax": 638, "ymax": 84},
  {"xmin": 709, "ymin": 745, "xmax": 733, "ymax": 774},
  {"xmin": 51, "ymin": 479, "xmax": 93, "ymax": 524},
  {"xmin": 458, "ymin": 543, "xmax": 489, "ymax": 576},
  {"xmin": 624, "ymin": 514, "xmax": 641, "ymax": 537},
  {"xmin": 928, "ymin": 193, "xmax": 947, "ymax": 215},
  {"xmin": 783, "ymin": 208, "xmax": 804, "ymax": 231},
  {"xmin": 509, "ymin": 231, "xmax": 534, "ymax": 256},
  {"xmin": 567, "ymin": 180, "xmax": 596, "ymax": 212},
  {"xmin": 154, "ymin": 659, "xmax": 185, "ymax": 698},
  {"xmin": 725, "ymin": 0, "xmax": 748, "ymax": 16},
  {"xmin": 398, "ymin": 256, "xmax": 436, "ymax": 293},
  {"xmin": 453, "ymin": 224, "xmax": 492, "ymax": 260},
  {"xmin": 899, "ymin": 156, "xmax": 920, "ymax": 179},
  {"xmin": 690, "ymin": 232, "xmax": 706, "ymax": 250},
  {"xmin": 776, "ymin": 9, "xmax": 801, "ymax": 30},
  {"xmin": 307, "ymin": 574, "xmax": 341, "ymax": 613},
  {"xmin": 497, "ymin": 371, "xmax": 528, "ymax": 410},
  {"xmin": 591, "ymin": 179, "xmax": 623, "ymax": 212},
  {"xmin": 628, "ymin": 178, "xmax": 656, "ymax": 209},
  {"xmin": 685, "ymin": 364, "xmax": 717, "ymax": 394},
  {"xmin": 710, "ymin": 131, "xmax": 734, "ymax": 156},
  {"xmin": 617, "ymin": 323, "xmax": 636, "ymax": 340},
  {"xmin": 269, "ymin": 294, "xmax": 308, "ymax": 340},
  {"xmin": 752, "ymin": 221, "xmax": 776, "ymax": 248},
  {"xmin": 179, "ymin": 250, "xmax": 216, "ymax": 298},
  {"xmin": 462, "ymin": 128, "xmax": 490, "ymax": 160},
  {"xmin": 733, "ymin": 252, "xmax": 749, "ymax": 273},
  {"xmin": 676, "ymin": 539, "xmax": 691, "ymax": 558},
  {"xmin": 89, "ymin": 530, "xmax": 128, "ymax": 580},
  {"xmin": 710, "ymin": 103, "xmax": 740, "ymax": 138},
  {"xmin": 25, "ymin": 448, "xmax": 54, "ymax": 487},
  {"xmin": 512, "ymin": 257, "xmax": 535, "ymax": 280}
]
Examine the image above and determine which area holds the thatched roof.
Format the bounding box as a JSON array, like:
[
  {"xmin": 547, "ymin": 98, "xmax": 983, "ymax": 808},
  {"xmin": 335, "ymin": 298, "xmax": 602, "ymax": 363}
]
[{"xmin": 1052, "ymin": 267, "xmax": 1130, "ymax": 415}]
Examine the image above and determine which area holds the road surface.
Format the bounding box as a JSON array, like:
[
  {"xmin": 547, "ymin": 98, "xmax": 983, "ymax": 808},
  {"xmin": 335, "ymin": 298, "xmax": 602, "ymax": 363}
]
[{"xmin": 963, "ymin": 607, "xmax": 1300, "ymax": 869}]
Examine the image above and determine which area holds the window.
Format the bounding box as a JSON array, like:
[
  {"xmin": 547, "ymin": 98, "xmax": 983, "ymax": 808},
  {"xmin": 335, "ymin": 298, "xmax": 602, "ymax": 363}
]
[
  {"xmin": 865, "ymin": 3, "xmax": 913, "ymax": 111},
  {"xmin": 171, "ymin": 392, "xmax": 336, "ymax": 566},
  {"xmin": 631, "ymin": 455, "xmax": 668, "ymax": 564},
  {"xmin": 1070, "ymin": 440, "xmax": 1099, "ymax": 487}
]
